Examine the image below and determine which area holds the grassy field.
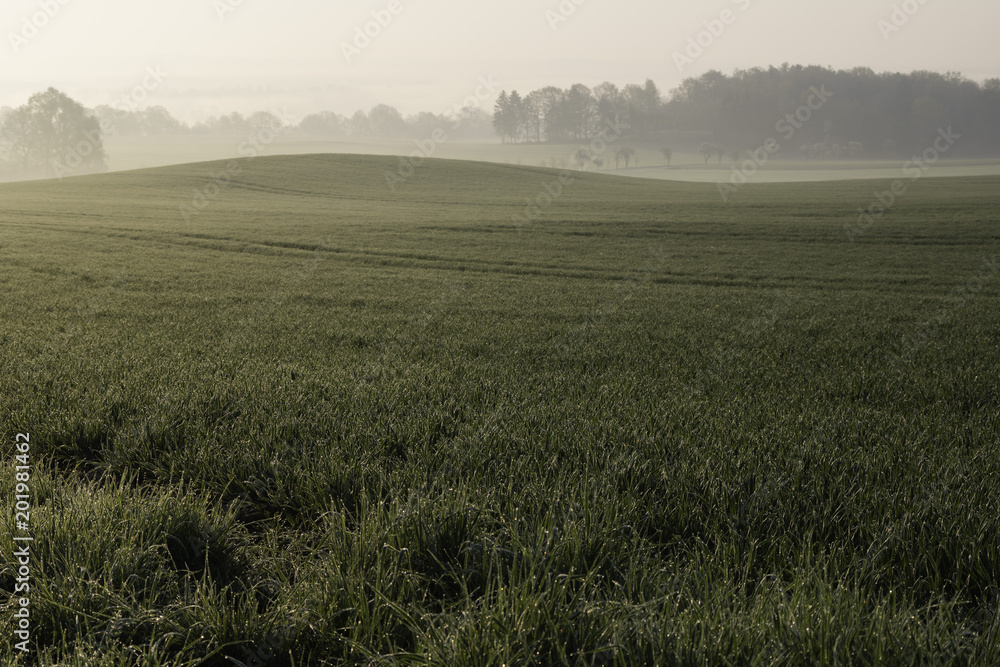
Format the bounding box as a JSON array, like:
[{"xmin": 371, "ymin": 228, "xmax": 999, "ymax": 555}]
[
  {"xmin": 1, "ymin": 154, "xmax": 999, "ymax": 665},
  {"xmin": 96, "ymin": 134, "xmax": 1000, "ymax": 184}
]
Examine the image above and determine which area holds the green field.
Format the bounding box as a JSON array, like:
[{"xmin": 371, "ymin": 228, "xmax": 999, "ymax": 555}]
[
  {"xmin": 97, "ymin": 134, "xmax": 1000, "ymax": 184},
  {"xmin": 2, "ymin": 155, "xmax": 1000, "ymax": 665}
]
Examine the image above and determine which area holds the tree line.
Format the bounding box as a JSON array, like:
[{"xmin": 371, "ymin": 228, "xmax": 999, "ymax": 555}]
[
  {"xmin": 493, "ymin": 65, "xmax": 1000, "ymax": 157},
  {"xmin": 0, "ymin": 93, "xmax": 496, "ymax": 178},
  {"xmin": 3, "ymin": 65, "xmax": 998, "ymax": 179},
  {"xmin": 493, "ymin": 81, "xmax": 663, "ymax": 144},
  {"xmin": 187, "ymin": 104, "xmax": 493, "ymax": 141}
]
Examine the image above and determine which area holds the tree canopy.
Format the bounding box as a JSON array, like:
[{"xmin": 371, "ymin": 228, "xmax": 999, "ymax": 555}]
[
  {"xmin": 492, "ymin": 66, "xmax": 1000, "ymax": 156},
  {"xmin": 2, "ymin": 65, "xmax": 997, "ymax": 181},
  {"xmin": 0, "ymin": 88, "xmax": 107, "ymax": 179}
]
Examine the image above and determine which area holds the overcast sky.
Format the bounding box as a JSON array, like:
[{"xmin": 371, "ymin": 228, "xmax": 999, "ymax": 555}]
[{"xmin": 3, "ymin": 0, "xmax": 998, "ymax": 123}]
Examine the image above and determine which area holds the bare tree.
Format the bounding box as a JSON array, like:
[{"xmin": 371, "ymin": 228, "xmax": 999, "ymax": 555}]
[
  {"xmin": 698, "ymin": 142, "xmax": 715, "ymax": 164},
  {"xmin": 615, "ymin": 147, "xmax": 636, "ymax": 168}
]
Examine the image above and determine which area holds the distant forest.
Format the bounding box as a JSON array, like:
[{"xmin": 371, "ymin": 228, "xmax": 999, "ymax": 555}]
[
  {"xmin": 85, "ymin": 104, "xmax": 498, "ymax": 142},
  {"xmin": 2, "ymin": 65, "xmax": 999, "ymax": 179},
  {"xmin": 94, "ymin": 64, "xmax": 1000, "ymax": 158},
  {"xmin": 492, "ymin": 65, "xmax": 1000, "ymax": 158}
]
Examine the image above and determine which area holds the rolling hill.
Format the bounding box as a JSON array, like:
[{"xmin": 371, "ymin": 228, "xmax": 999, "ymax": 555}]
[{"xmin": 2, "ymin": 155, "xmax": 1000, "ymax": 665}]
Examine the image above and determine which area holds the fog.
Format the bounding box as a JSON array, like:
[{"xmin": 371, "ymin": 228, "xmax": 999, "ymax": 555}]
[
  {"xmin": 2, "ymin": 0, "xmax": 1000, "ymax": 180},
  {"xmin": 5, "ymin": 0, "xmax": 999, "ymax": 118}
]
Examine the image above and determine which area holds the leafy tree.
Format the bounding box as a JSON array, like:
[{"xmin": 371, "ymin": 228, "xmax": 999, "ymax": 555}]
[
  {"xmin": 493, "ymin": 90, "xmax": 533, "ymax": 144},
  {"xmin": 523, "ymin": 91, "xmax": 544, "ymax": 143},
  {"xmin": 0, "ymin": 87, "xmax": 106, "ymax": 178},
  {"xmin": 92, "ymin": 105, "xmax": 141, "ymax": 136},
  {"xmin": 594, "ymin": 82, "xmax": 624, "ymax": 128},
  {"xmin": 247, "ymin": 111, "xmax": 286, "ymax": 133},
  {"xmin": 348, "ymin": 110, "xmax": 370, "ymax": 137},
  {"xmin": 493, "ymin": 91, "xmax": 512, "ymax": 143},
  {"xmin": 565, "ymin": 84, "xmax": 596, "ymax": 140},
  {"xmin": 452, "ymin": 106, "xmax": 493, "ymax": 139},
  {"xmin": 297, "ymin": 111, "xmax": 347, "ymax": 136},
  {"xmin": 195, "ymin": 112, "xmax": 251, "ymax": 134},
  {"xmin": 368, "ymin": 104, "xmax": 406, "ymax": 138},
  {"xmin": 407, "ymin": 111, "xmax": 453, "ymax": 138},
  {"xmin": 0, "ymin": 106, "xmax": 34, "ymax": 173},
  {"xmin": 531, "ymin": 87, "xmax": 562, "ymax": 142},
  {"xmin": 509, "ymin": 91, "xmax": 529, "ymax": 143},
  {"xmin": 140, "ymin": 106, "xmax": 184, "ymax": 134},
  {"xmin": 623, "ymin": 79, "xmax": 662, "ymax": 139}
]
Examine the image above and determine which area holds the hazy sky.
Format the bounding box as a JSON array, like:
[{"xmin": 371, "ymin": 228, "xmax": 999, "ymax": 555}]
[{"xmin": 4, "ymin": 0, "xmax": 999, "ymax": 123}]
